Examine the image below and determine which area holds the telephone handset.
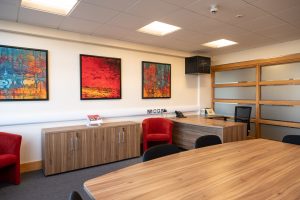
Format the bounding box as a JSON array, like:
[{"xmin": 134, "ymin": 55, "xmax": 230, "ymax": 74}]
[{"xmin": 175, "ymin": 110, "xmax": 186, "ymax": 118}]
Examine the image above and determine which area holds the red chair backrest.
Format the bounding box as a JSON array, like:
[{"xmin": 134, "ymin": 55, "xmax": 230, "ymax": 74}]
[
  {"xmin": 0, "ymin": 132, "xmax": 22, "ymax": 155},
  {"xmin": 142, "ymin": 118, "xmax": 173, "ymax": 134}
]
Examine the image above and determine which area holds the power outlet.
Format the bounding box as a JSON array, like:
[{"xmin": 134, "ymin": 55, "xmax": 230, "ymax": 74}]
[{"xmin": 147, "ymin": 108, "xmax": 167, "ymax": 115}]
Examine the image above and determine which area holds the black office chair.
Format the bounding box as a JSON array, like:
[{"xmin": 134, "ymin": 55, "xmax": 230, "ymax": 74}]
[
  {"xmin": 195, "ymin": 135, "xmax": 222, "ymax": 149},
  {"xmin": 282, "ymin": 135, "xmax": 300, "ymax": 145},
  {"xmin": 142, "ymin": 144, "xmax": 181, "ymax": 162},
  {"xmin": 68, "ymin": 191, "xmax": 83, "ymax": 200},
  {"xmin": 234, "ymin": 106, "xmax": 252, "ymax": 136}
]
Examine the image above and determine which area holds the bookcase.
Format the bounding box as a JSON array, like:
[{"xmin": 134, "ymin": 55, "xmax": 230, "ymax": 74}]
[
  {"xmin": 42, "ymin": 121, "xmax": 140, "ymax": 176},
  {"xmin": 211, "ymin": 53, "xmax": 300, "ymax": 140}
]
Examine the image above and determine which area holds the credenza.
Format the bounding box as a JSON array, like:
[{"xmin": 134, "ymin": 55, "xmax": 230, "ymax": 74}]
[
  {"xmin": 42, "ymin": 121, "xmax": 140, "ymax": 176},
  {"xmin": 171, "ymin": 115, "xmax": 247, "ymax": 149}
]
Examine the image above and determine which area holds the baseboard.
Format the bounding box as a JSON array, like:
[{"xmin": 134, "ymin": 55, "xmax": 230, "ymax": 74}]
[{"xmin": 20, "ymin": 160, "xmax": 42, "ymax": 173}]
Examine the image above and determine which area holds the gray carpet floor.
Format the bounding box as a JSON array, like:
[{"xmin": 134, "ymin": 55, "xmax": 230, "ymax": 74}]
[{"xmin": 0, "ymin": 157, "xmax": 141, "ymax": 200}]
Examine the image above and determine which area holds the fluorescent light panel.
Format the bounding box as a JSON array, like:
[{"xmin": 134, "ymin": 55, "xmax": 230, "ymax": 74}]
[
  {"xmin": 137, "ymin": 21, "xmax": 181, "ymax": 36},
  {"xmin": 203, "ymin": 39, "xmax": 237, "ymax": 48},
  {"xmin": 21, "ymin": 0, "xmax": 78, "ymax": 16}
]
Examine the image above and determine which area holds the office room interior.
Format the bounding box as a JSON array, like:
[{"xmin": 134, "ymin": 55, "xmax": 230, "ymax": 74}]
[{"xmin": 0, "ymin": 0, "xmax": 300, "ymax": 199}]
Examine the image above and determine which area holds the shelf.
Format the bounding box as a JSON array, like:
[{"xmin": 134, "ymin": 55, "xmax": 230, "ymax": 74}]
[
  {"xmin": 259, "ymin": 100, "xmax": 300, "ymax": 106},
  {"xmin": 214, "ymin": 82, "xmax": 256, "ymax": 88},
  {"xmin": 259, "ymin": 79, "xmax": 300, "ymax": 86},
  {"xmin": 259, "ymin": 119, "xmax": 300, "ymax": 129},
  {"xmin": 213, "ymin": 99, "xmax": 256, "ymax": 104}
]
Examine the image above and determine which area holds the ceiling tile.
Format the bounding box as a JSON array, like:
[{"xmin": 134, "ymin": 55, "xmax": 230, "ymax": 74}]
[
  {"xmin": 92, "ymin": 24, "xmax": 134, "ymax": 40},
  {"xmin": 186, "ymin": 0, "xmax": 257, "ymax": 15},
  {"xmin": 235, "ymin": 15, "xmax": 286, "ymax": 31},
  {"xmin": 169, "ymin": 29, "xmax": 214, "ymax": 45},
  {"xmin": 59, "ymin": 17, "xmax": 100, "ymax": 35},
  {"xmin": 0, "ymin": 0, "xmax": 299, "ymax": 54},
  {"xmin": 0, "ymin": 2, "xmax": 19, "ymax": 21},
  {"xmin": 70, "ymin": 2, "xmax": 119, "ymax": 23},
  {"xmin": 18, "ymin": 8, "xmax": 64, "ymax": 28},
  {"xmin": 108, "ymin": 13, "xmax": 151, "ymax": 30},
  {"xmin": 273, "ymin": 7, "xmax": 300, "ymax": 28},
  {"xmin": 255, "ymin": 24, "xmax": 300, "ymax": 40},
  {"xmin": 161, "ymin": 0, "xmax": 197, "ymax": 7},
  {"xmin": 125, "ymin": 0, "xmax": 179, "ymax": 19},
  {"xmin": 245, "ymin": 0, "xmax": 300, "ymax": 13},
  {"xmin": 160, "ymin": 9, "xmax": 222, "ymax": 34},
  {"xmin": 82, "ymin": 0, "xmax": 139, "ymax": 11}
]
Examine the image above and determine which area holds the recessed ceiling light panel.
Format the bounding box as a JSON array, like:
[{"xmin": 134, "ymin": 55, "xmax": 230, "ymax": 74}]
[
  {"xmin": 21, "ymin": 0, "xmax": 79, "ymax": 16},
  {"xmin": 137, "ymin": 21, "xmax": 181, "ymax": 36},
  {"xmin": 202, "ymin": 39, "xmax": 237, "ymax": 48}
]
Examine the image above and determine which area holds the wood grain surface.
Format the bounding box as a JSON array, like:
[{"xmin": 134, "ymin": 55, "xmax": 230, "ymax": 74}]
[
  {"xmin": 171, "ymin": 116, "xmax": 247, "ymax": 149},
  {"xmin": 84, "ymin": 139, "xmax": 300, "ymax": 200},
  {"xmin": 42, "ymin": 121, "xmax": 140, "ymax": 175}
]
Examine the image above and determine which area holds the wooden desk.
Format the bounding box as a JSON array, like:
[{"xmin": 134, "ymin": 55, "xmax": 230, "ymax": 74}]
[
  {"xmin": 84, "ymin": 139, "xmax": 300, "ymax": 200},
  {"xmin": 171, "ymin": 115, "xmax": 247, "ymax": 149}
]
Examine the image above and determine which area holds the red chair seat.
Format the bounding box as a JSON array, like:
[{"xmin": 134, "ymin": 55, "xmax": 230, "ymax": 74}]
[
  {"xmin": 0, "ymin": 154, "xmax": 17, "ymax": 168},
  {"xmin": 145, "ymin": 134, "xmax": 171, "ymax": 141},
  {"xmin": 0, "ymin": 132, "xmax": 22, "ymax": 185}
]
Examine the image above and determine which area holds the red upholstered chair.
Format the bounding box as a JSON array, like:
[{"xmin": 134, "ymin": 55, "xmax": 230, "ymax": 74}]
[
  {"xmin": 142, "ymin": 118, "xmax": 173, "ymax": 151},
  {"xmin": 0, "ymin": 132, "xmax": 22, "ymax": 185}
]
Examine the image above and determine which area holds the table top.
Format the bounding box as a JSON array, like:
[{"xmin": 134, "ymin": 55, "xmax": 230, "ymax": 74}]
[
  {"xmin": 84, "ymin": 139, "xmax": 300, "ymax": 200},
  {"xmin": 170, "ymin": 115, "xmax": 245, "ymax": 128}
]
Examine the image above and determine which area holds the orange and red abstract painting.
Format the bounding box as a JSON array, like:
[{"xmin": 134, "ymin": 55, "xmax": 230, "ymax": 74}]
[
  {"xmin": 0, "ymin": 45, "xmax": 48, "ymax": 101},
  {"xmin": 80, "ymin": 54, "xmax": 121, "ymax": 99},
  {"xmin": 142, "ymin": 61, "xmax": 171, "ymax": 98}
]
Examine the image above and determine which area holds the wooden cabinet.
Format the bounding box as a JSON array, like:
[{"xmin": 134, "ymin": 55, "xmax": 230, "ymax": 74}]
[{"xmin": 42, "ymin": 121, "xmax": 140, "ymax": 176}]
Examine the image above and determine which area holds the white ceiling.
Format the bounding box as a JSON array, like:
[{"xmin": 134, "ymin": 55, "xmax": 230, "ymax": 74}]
[{"xmin": 0, "ymin": 0, "xmax": 299, "ymax": 55}]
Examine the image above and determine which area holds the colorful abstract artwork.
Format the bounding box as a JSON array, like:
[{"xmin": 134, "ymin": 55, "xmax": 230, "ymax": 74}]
[
  {"xmin": 142, "ymin": 61, "xmax": 171, "ymax": 99},
  {"xmin": 80, "ymin": 54, "xmax": 121, "ymax": 99},
  {"xmin": 0, "ymin": 45, "xmax": 48, "ymax": 101}
]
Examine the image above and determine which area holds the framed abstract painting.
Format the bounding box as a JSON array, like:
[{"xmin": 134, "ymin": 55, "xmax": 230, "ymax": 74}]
[
  {"xmin": 0, "ymin": 45, "xmax": 48, "ymax": 101},
  {"xmin": 80, "ymin": 54, "xmax": 121, "ymax": 100},
  {"xmin": 142, "ymin": 61, "xmax": 171, "ymax": 99}
]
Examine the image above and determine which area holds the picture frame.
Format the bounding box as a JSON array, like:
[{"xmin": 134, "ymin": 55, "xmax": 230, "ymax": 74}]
[
  {"xmin": 0, "ymin": 45, "xmax": 48, "ymax": 101},
  {"xmin": 80, "ymin": 54, "xmax": 121, "ymax": 100},
  {"xmin": 142, "ymin": 61, "xmax": 171, "ymax": 99}
]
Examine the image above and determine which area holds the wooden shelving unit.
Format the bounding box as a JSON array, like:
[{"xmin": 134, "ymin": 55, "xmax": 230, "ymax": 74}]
[{"xmin": 211, "ymin": 53, "xmax": 300, "ymax": 138}]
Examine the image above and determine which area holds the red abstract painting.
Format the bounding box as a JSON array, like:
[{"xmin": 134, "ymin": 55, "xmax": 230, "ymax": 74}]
[
  {"xmin": 142, "ymin": 61, "xmax": 171, "ymax": 98},
  {"xmin": 80, "ymin": 54, "xmax": 121, "ymax": 99}
]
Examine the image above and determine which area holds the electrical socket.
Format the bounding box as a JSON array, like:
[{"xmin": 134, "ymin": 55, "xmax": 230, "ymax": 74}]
[{"xmin": 147, "ymin": 108, "xmax": 167, "ymax": 115}]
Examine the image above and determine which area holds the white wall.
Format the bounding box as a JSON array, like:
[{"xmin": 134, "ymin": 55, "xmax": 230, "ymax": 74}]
[{"xmin": 0, "ymin": 22, "xmax": 200, "ymax": 163}]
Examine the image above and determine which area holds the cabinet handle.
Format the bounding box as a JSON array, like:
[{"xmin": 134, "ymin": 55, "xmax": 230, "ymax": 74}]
[
  {"xmin": 75, "ymin": 136, "xmax": 78, "ymax": 150},
  {"xmin": 118, "ymin": 131, "xmax": 121, "ymax": 143},
  {"xmin": 122, "ymin": 128, "xmax": 125, "ymax": 143},
  {"xmin": 70, "ymin": 137, "xmax": 74, "ymax": 151}
]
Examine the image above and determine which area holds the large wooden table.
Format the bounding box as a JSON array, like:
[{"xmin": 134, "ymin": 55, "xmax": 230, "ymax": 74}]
[
  {"xmin": 84, "ymin": 139, "xmax": 300, "ymax": 200},
  {"xmin": 171, "ymin": 115, "xmax": 247, "ymax": 149}
]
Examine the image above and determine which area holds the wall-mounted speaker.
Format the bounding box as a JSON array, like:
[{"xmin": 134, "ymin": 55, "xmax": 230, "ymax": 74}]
[{"xmin": 185, "ymin": 56, "xmax": 211, "ymax": 74}]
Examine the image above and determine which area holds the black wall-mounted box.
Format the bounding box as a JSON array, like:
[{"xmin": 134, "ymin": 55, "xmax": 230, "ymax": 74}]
[{"xmin": 185, "ymin": 56, "xmax": 211, "ymax": 74}]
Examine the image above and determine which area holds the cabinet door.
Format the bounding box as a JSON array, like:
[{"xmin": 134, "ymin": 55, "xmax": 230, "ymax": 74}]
[
  {"xmin": 44, "ymin": 131, "xmax": 77, "ymax": 175},
  {"xmin": 116, "ymin": 124, "xmax": 140, "ymax": 160},
  {"xmin": 95, "ymin": 126, "xmax": 118, "ymax": 164}
]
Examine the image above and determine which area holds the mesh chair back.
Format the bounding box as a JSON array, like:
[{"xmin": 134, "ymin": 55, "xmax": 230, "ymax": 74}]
[
  {"xmin": 68, "ymin": 191, "xmax": 83, "ymax": 200},
  {"xmin": 234, "ymin": 106, "xmax": 252, "ymax": 135},
  {"xmin": 195, "ymin": 135, "xmax": 222, "ymax": 149},
  {"xmin": 282, "ymin": 135, "xmax": 300, "ymax": 145},
  {"xmin": 143, "ymin": 144, "xmax": 181, "ymax": 162}
]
